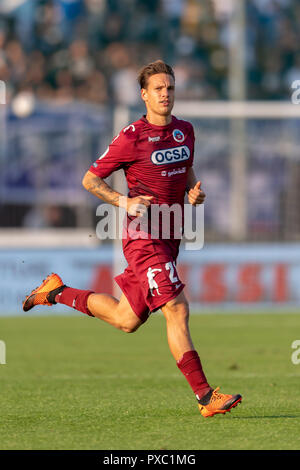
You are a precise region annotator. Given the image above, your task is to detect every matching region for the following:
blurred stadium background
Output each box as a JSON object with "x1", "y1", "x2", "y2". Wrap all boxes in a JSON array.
[{"x1": 1, "y1": 0, "x2": 300, "y2": 315}]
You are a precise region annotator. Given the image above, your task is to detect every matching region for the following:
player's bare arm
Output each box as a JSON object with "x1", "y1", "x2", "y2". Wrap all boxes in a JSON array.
[
  {"x1": 186, "y1": 167, "x2": 206, "y2": 206},
  {"x1": 82, "y1": 170, "x2": 153, "y2": 217},
  {"x1": 82, "y1": 170, "x2": 124, "y2": 207}
]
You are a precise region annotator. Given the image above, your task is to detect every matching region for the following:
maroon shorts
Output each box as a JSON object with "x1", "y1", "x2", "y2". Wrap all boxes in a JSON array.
[{"x1": 115, "y1": 238, "x2": 185, "y2": 323}]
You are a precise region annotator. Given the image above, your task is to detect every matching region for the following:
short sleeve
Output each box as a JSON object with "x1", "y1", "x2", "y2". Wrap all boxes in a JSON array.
[{"x1": 89, "y1": 125, "x2": 136, "y2": 178}]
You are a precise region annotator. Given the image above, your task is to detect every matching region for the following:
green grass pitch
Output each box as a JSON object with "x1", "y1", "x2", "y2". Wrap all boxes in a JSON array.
[{"x1": 0, "y1": 312, "x2": 300, "y2": 450}]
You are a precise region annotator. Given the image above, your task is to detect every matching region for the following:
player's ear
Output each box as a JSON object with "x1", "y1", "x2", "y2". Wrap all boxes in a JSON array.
[{"x1": 141, "y1": 88, "x2": 147, "y2": 103}]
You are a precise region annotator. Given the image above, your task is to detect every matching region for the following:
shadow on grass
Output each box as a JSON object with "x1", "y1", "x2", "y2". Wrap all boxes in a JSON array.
[{"x1": 232, "y1": 414, "x2": 299, "y2": 419}]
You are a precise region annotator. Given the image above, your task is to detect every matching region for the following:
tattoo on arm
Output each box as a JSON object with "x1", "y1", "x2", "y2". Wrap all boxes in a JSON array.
[{"x1": 83, "y1": 172, "x2": 125, "y2": 207}]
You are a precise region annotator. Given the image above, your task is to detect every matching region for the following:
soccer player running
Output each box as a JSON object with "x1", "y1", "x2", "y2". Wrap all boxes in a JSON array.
[{"x1": 23, "y1": 60, "x2": 242, "y2": 418}]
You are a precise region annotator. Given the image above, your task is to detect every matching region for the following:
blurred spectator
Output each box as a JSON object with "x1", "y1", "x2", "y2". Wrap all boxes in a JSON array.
[
  {"x1": 0, "y1": 0, "x2": 36, "y2": 51},
  {"x1": 104, "y1": 43, "x2": 140, "y2": 106},
  {"x1": 69, "y1": 39, "x2": 93, "y2": 80},
  {"x1": 54, "y1": 0, "x2": 85, "y2": 43},
  {"x1": 0, "y1": 0, "x2": 299, "y2": 106}
]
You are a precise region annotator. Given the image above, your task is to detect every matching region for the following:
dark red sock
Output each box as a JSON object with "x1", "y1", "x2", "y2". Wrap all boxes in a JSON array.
[
  {"x1": 177, "y1": 350, "x2": 211, "y2": 400},
  {"x1": 55, "y1": 287, "x2": 94, "y2": 317}
]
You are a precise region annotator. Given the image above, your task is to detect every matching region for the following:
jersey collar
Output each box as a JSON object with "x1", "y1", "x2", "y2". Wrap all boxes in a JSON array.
[{"x1": 141, "y1": 115, "x2": 175, "y2": 130}]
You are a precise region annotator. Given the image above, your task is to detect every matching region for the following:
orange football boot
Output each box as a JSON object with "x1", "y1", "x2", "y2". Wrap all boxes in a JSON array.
[
  {"x1": 198, "y1": 387, "x2": 242, "y2": 418},
  {"x1": 22, "y1": 273, "x2": 64, "y2": 312}
]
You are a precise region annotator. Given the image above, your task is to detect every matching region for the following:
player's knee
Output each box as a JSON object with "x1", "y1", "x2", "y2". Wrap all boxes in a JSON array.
[
  {"x1": 120, "y1": 321, "x2": 140, "y2": 334},
  {"x1": 115, "y1": 304, "x2": 142, "y2": 333},
  {"x1": 121, "y1": 325, "x2": 138, "y2": 333},
  {"x1": 117, "y1": 313, "x2": 142, "y2": 333}
]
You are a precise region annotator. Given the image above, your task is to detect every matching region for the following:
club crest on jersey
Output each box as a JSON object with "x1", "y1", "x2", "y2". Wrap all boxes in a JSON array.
[
  {"x1": 173, "y1": 129, "x2": 185, "y2": 143},
  {"x1": 151, "y1": 145, "x2": 190, "y2": 165}
]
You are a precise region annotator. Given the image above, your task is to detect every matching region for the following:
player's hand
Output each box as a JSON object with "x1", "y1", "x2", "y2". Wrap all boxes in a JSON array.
[
  {"x1": 126, "y1": 195, "x2": 153, "y2": 217},
  {"x1": 188, "y1": 181, "x2": 206, "y2": 206}
]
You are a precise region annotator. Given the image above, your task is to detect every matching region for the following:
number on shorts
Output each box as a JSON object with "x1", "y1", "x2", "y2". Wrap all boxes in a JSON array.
[{"x1": 165, "y1": 261, "x2": 179, "y2": 283}]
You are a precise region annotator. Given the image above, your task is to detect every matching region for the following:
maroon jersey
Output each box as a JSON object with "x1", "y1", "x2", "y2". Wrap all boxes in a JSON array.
[
  {"x1": 89, "y1": 115, "x2": 194, "y2": 239},
  {"x1": 90, "y1": 115, "x2": 194, "y2": 204}
]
